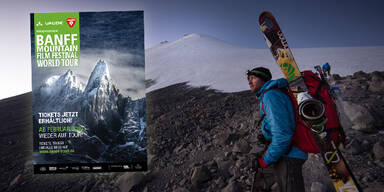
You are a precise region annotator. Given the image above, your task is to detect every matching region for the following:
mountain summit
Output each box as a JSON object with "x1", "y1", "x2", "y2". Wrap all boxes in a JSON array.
[
  {"x1": 32, "y1": 59, "x2": 146, "y2": 163},
  {"x1": 146, "y1": 33, "x2": 384, "y2": 93},
  {"x1": 85, "y1": 60, "x2": 111, "y2": 93},
  {"x1": 146, "y1": 33, "x2": 270, "y2": 93}
]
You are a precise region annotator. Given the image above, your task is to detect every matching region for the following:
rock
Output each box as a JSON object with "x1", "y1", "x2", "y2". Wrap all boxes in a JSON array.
[
  {"x1": 116, "y1": 172, "x2": 146, "y2": 192},
  {"x1": 7, "y1": 140, "x2": 15, "y2": 145},
  {"x1": 173, "y1": 144, "x2": 184, "y2": 154},
  {"x1": 229, "y1": 167, "x2": 241, "y2": 179},
  {"x1": 249, "y1": 144, "x2": 265, "y2": 154},
  {"x1": 353, "y1": 71, "x2": 369, "y2": 79},
  {"x1": 232, "y1": 139, "x2": 250, "y2": 154},
  {"x1": 270, "y1": 182, "x2": 278, "y2": 191},
  {"x1": 216, "y1": 159, "x2": 232, "y2": 179},
  {"x1": 173, "y1": 187, "x2": 189, "y2": 192},
  {"x1": 215, "y1": 132, "x2": 231, "y2": 146},
  {"x1": 373, "y1": 141, "x2": 384, "y2": 160},
  {"x1": 376, "y1": 161, "x2": 384, "y2": 168},
  {"x1": 221, "y1": 180, "x2": 242, "y2": 192},
  {"x1": 364, "y1": 184, "x2": 384, "y2": 192},
  {"x1": 346, "y1": 139, "x2": 363, "y2": 155},
  {"x1": 235, "y1": 159, "x2": 246, "y2": 169},
  {"x1": 191, "y1": 166, "x2": 211, "y2": 187},
  {"x1": 368, "y1": 71, "x2": 384, "y2": 93},
  {"x1": 215, "y1": 177, "x2": 226, "y2": 188},
  {"x1": 330, "y1": 74, "x2": 342, "y2": 81},
  {"x1": 9, "y1": 174, "x2": 21, "y2": 186},
  {"x1": 207, "y1": 160, "x2": 218, "y2": 169},
  {"x1": 147, "y1": 153, "x2": 156, "y2": 170},
  {"x1": 24, "y1": 160, "x2": 33, "y2": 169},
  {"x1": 310, "y1": 182, "x2": 327, "y2": 192},
  {"x1": 361, "y1": 140, "x2": 370, "y2": 151},
  {"x1": 361, "y1": 173, "x2": 375, "y2": 183},
  {"x1": 247, "y1": 134, "x2": 259, "y2": 143},
  {"x1": 343, "y1": 101, "x2": 376, "y2": 132}
]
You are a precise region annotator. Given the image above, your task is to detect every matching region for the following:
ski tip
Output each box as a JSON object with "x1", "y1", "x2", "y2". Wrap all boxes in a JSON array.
[
  {"x1": 260, "y1": 11, "x2": 273, "y2": 16},
  {"x1": 259, "y1": 11, "x2": 274, "y2": 23}
]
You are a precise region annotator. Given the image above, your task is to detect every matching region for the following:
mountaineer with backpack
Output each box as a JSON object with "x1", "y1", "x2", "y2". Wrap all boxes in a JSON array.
[
  {"x1": 247, "y1": 67, "x2": 346, "y2": 192},
  {"x1": 247, "y1": 67, "x2": 306, "y2": 192},
  {"x1": 322, "y1": 62, "x2": 331, "y2": 78}
]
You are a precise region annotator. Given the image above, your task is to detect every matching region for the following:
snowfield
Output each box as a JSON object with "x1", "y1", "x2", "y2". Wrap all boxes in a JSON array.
[{"x1": 146, "y1": 33, "x2": 384, "y2": 93}]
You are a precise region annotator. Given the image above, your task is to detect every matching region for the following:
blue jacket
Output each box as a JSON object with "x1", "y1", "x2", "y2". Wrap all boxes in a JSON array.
[
  {"x1": 256, "y1": 78, "x2": 307, "y2": 165},
  {"x1": 322, "y1": 62, "x2": 330, "y2": 70}
]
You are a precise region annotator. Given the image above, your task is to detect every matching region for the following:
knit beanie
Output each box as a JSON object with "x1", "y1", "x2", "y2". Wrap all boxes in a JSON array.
[{"x1": 246, "y1": 67, "x2": 272, "y2": 82}]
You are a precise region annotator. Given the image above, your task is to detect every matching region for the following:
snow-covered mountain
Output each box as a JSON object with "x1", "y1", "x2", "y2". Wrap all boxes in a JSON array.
[
  {"x1": 84, "y1": 60, "x2": 111, "y2": 93},
  {"x1": 81, "y1": 60, "x2": 120, "y2": 133},
  {"x1": 33, "y1": 60, "x2": 146, "y2": 163},
  {"x1": 35, "y1": 70, "x2": 83, "y2": 111},
  {"x1": 146, "y1": 33, "x2": 384, "y2": 92}
]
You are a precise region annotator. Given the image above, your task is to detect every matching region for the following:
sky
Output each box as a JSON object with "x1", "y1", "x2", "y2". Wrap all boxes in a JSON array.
[{"x1": 1, "y1": 0, "x2": 384, "y2": 100}]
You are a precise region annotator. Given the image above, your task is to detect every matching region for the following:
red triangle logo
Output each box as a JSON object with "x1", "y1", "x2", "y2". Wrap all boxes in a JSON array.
[{"x1": 66, "y1": 18, "x2": 76, "y2": 28}]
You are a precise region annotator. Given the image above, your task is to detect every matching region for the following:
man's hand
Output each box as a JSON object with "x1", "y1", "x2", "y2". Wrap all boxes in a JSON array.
[
  {"x1": 253, "y1": 156, "x2": 268, "y2": 169},
  {"x1": 257, "y1": 158, "x2": 268, "y2": 168}
]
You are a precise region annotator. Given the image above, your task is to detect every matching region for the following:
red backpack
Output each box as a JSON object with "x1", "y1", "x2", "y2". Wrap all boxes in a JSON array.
[{"x1": 261, "y1": 71, "x2": 345, "y2": 154}]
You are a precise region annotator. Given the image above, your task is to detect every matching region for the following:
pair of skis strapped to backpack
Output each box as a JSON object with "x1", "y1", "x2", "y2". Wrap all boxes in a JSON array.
[{"x1": 258, "y1": 11, "x2": 361, "y2": 192}]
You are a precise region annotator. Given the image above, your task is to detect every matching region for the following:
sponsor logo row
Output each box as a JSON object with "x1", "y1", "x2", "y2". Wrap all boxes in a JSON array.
[{"x1": 36, "y1": 163, "x2": 144, "y2": 173}]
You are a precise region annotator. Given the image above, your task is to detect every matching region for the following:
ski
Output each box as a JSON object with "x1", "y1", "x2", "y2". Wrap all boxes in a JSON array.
[{"x1": 258, "y1": 11, "x2": 361, "y2": 192}]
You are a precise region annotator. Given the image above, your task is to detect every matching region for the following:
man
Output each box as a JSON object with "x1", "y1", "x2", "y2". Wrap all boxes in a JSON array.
[
  {"x1": 322, "y1": 62, "x2": 331, "y2": 78},
  {"x1": 247, "y1": 67, "x2": 307, "y2": 192}
]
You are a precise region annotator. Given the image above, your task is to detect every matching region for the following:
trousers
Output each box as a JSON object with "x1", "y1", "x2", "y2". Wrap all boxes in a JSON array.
[{"x1": 272, "y1": 157, "x2": 306, "y2": 192}]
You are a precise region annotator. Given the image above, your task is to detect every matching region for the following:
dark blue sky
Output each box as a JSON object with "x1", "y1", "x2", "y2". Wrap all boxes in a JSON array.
[
  {"x1": 3, "y1": 0, "x2": 384, "y2": 49},
  {"x1": 137, "y1": 0, "x2": 384, "y2": 48}
]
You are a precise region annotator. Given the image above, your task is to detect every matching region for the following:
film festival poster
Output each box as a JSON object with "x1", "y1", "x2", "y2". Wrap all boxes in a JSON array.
[{"x1": 31, "y1": 11, "x2": 146, "y2": 173}]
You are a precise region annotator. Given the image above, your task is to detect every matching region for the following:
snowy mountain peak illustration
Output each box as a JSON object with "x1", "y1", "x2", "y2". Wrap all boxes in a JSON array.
[
  {"x1": 60, "y1": 69, "x2": 82, "y2": 89},
  {"x1": 85, "y1": 60, "x2": 111, "y2": 93},
  {"x1": 40, "y1": 69, "x2": 83, "y2": 100}
]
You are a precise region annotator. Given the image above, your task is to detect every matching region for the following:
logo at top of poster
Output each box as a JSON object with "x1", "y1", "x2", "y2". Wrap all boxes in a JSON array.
[
  {"x1": 66, "y1": 18, "x2": 76, "y2": 28},
  {"x1": 36, "y1": 21, "x2": 43, "y2": 27}
]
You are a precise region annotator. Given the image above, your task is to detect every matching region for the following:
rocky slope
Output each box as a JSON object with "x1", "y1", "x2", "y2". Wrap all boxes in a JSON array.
[
  {"x1": 1, "y1": 71, "x2": 384, "y2": 192},
  {"x1": 131, "y1": 71, "x2": 384, "y2": 192}
]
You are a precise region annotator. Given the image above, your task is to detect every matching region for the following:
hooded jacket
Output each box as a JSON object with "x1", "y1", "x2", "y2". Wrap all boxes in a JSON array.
[{"x1": 256, "y1": 78, "x2": 307, "y2": 165}]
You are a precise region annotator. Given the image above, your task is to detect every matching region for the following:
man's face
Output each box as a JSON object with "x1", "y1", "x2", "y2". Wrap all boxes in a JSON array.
[{"x1": 248, "y1": 75, "x2": 265, "y2": 94}]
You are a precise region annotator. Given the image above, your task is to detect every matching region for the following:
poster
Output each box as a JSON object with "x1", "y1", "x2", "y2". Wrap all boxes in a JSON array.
[{"x1": 31, "y1": 11, "x2": 146, "y2": 173}]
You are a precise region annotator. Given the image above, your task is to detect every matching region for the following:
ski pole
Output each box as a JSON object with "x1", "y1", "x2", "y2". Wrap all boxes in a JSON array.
[{"x1": 251, "y1": 166, "x2": 258, "y2": 192}]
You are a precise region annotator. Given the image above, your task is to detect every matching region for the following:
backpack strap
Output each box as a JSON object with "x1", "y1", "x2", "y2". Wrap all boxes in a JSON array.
[
  {"x1": 259, "y1": 87, "x2": 295, "y2": 154},
  {"x1": 259, "y1": 87, "x2": 283, "y2": 124},
  {"x1": 256, "y1": 88, "x2": 279, "y2": 138}
]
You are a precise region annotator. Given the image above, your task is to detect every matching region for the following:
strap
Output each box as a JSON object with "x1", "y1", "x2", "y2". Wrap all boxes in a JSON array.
[
  {"x1": 259, "y1": 87, "x2": 282, "y2": 125},
  {"x1": 257, "y1": 114, "x2": 265, "y2": 128},
  {"x1": 314, "y1": 81, "x2": 323, "y2": 100},
  {"x1": 325, "y1": 127, "x2": 343, "y2": 132},
  {"x1": 326, "y1": 126, "x2": 347, "y2": 145},
  {"x1": 259, "y1": 87, "x2": 294, "y2": 155}
]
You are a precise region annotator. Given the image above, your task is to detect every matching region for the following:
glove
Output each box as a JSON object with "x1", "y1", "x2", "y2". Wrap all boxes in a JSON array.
[{"x1": 257, "y1": 158, "x2": 268, "y2": 168}]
